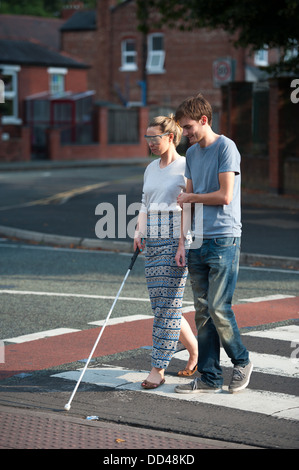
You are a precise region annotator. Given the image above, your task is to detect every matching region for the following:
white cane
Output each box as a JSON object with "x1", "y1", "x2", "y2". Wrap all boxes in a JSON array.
[{"x1": 64, "y1": 247, "x2": 141, "y2": 411}]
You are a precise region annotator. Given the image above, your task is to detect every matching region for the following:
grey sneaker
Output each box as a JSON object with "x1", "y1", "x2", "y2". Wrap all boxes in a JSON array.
[
  {"x1": 229, "y1": 362, "x2": 253, "y2": 393},
  {"x1": 175, "y1": 377, "x2": 222, "y2": 394}
]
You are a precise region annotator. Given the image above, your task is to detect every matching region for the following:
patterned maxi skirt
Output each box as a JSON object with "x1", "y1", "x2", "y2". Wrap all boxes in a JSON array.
[{"x1": 145, "y1": 211, "x2": 188, "y2": 369}]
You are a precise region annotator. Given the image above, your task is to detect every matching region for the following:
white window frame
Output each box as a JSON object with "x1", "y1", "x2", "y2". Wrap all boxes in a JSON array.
[
  {"x1": 254, "y1": 48, "x2": 268, "y2": 66},
  {"x1": 0, "y1": 65, "x2": 21, "y2": 125},
  {"x1": 48, "y1": 67, "x2": 67, "y2": 94},
  {"x1": 120, "y1": 39, "x2": 138, "y2": 71},
  {"x1": 146, "y1": 33, "x2": 165, "y2": 74}
]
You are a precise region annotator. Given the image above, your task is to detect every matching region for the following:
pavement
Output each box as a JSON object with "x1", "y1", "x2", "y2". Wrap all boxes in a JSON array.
[{"x1": 0, "y1": 157, "x2": 298, "y2": 451}]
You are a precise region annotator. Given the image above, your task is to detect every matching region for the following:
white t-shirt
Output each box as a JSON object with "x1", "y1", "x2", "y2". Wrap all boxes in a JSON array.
[{"x1": 140, "y1": 157, "x2": 187, "y2": 214}]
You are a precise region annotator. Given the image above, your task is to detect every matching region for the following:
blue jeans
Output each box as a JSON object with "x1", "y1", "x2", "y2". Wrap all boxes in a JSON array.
[{"x1": 188, "y1": 237, "x2": 249, "y2": 388}]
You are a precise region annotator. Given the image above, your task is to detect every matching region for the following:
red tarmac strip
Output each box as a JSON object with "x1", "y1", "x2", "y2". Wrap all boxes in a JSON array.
[{"x1": 1, "y1": 297, "x2": 298, "y2": 380}]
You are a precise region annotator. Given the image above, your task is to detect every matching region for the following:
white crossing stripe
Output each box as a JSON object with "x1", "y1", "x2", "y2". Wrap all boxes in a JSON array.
[
  {"x1": 243, "y1": 324, "x2": 299, "y2": 342},
  {"x1": 2, "y1": 328, "x2": 80, "y2": 344},
  {"x1": 175, "y1": 325, "x2": 299, "y2": 379},
  {"x1": 0, "y1": 289, "x2": 151, "y2": 302},
  {"x1": 0, "y1": 289, "x2": 193, "y2": 305},
  {"x1": 175, "y1": 349, "x2": 299, "y2": 379},
  {"x1": 52, "y1": 324, "x2": 299, "y2": 421},
  {"x1": 89, "y1": 314, "x2": 152, "y2": 326},
  {"x1": 52, "y1": 367, "x2": 299, "y2": 422},
  {"x1": 239, "y1": 294, "x2": 295, "y2": 302}
]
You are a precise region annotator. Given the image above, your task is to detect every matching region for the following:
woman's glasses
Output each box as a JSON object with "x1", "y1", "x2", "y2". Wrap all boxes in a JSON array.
[{"x1": 144, "y1": 132, "x2": 170, "y2": 144}]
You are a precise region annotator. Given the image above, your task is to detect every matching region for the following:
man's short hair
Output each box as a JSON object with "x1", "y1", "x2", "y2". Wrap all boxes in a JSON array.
[{"x1": 175, "y1": 93, "x2": 213, "y2": 126}]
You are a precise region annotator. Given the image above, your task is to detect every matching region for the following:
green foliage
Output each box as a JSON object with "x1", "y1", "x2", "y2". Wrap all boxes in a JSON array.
[{"x1": 0, "y1": 0, "x2": 98, "y2": 17}]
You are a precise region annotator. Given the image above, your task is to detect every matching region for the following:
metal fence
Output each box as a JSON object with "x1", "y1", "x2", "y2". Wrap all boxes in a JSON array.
[{"x1": 107, "y1": 108, "x2": 139, "y2": 144}]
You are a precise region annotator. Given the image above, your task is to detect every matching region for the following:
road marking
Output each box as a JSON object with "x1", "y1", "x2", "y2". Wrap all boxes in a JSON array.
[
  {"x1": 0, "y1": 182, "x2": 110, "y2": 211},
  {"x1": 240, "y1": 266, "x2": 299, "y2": 275},
  {"x1": 52, "y1": 325, "x2": 299, "y2": 421},
  {"x1": 243, "y1": 324, "x2": 299, "y2": 342},
  {"x1": 239, "y1": 294, "x2": 295, "y2": 302},
  {"x1": 3, "y1": 328, "x2": 80, "y2": 344},
  {"x1": 0, "y1": 289, "x2": 150, "y2": 302},
  {"x1": 0, "y1": 289, "x2": 193, "y2": 305},
  {"x1": 88, "y1": 314, "x2": 152, "y2": 326},
  {"x1": 175, "y1": 349, "x2": 299, "y2": 378},
  {"x1": 52, "y1": 366, "x2": 299, "y2": 421}
]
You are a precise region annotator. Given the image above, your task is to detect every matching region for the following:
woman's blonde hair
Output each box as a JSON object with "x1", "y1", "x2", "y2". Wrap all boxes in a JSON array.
[{"x1": 148, "y1": 114, "x2": 183, "y2": 147}]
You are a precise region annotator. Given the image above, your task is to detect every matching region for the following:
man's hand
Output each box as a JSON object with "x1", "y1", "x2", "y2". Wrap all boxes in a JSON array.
[{"x1": 177, "y1": 191, "x2": 191, "y2": 208}]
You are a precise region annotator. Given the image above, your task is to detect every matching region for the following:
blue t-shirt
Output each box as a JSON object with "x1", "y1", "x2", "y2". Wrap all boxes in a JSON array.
[{"x1": 185, "y1": 135, "x2": 242, "y2": 238}]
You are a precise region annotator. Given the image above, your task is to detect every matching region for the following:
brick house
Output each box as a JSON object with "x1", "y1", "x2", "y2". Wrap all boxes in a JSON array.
[
  {"x1": 0, "y1": 10, "x2": 148, "y2": 161},
  {"x1": 1, "y1": 2, "x2": 298, "y2": 193},
  {"x1": 61, "y1": 0, "x2": 279, "y2": 126},
  {"x1": 0, "y1": 14, "x2": 90, "y2": 160},
  {"x1": 60, "y1": 0, "x2": 299, "y2": 194}
]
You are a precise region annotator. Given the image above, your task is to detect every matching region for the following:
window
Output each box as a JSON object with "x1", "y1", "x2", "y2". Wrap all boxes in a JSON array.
[
  {"x1": 284, "y1": 40, "x2": 298, "y2": 61},
  {"x1": 0, "y1": 65, "x2": 21, "y2": 124},
  {"x1": 147, "y1": 33, "x2": 165, "y2": 74},
  {"x1": 48, "y1": 67, "x2": 67, "y2": 94},
  {"x1": 254, "y1": 48, "x2": 268, "y2": 66},
  {"x1": 120, "y1": 39, "x2": 137, "y2": 71}
]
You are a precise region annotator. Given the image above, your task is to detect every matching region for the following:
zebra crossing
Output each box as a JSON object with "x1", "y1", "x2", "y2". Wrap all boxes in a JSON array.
[{"x1": 53, "y1": 323, "x2": 299, "y2": 422}]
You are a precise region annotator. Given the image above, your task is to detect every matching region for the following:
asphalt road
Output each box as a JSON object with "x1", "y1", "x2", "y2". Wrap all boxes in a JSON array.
[
  {"x1": 0, "y1": 241, "x2": 298, "y2": 449},
  {"x1": 0, "y1": 162, "x2": 299, "y2": 449},
  {"x1": 0, "y1": 164, "x2": 299, "y2": 258},
  {"x1": 1, "y1": 239, "x2": 298, "y2": 340}
]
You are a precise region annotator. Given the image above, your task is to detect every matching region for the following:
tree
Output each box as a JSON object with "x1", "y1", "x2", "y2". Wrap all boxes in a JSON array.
[{"x1": 136, "y1": 0, "x2": 299, "y2": 75}]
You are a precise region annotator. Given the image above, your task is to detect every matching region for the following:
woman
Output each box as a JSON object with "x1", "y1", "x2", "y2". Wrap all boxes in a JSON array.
[{"x1": 134, "y1": 114, "x2": 198, "y2": 389}]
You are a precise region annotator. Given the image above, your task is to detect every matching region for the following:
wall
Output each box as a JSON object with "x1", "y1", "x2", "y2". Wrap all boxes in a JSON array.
[
  {"x1": 0, "y1": 126, "x2": 30, "y2": 162},
  {"x1": 221, "y1": 79, "x2": 299, "y2": 195},
  {"x1": 269, "y1": 77, "x2": 299, "y2": 194},
  {"x1": 46, "y1": 105, "x2": 149, "y2": 160}
]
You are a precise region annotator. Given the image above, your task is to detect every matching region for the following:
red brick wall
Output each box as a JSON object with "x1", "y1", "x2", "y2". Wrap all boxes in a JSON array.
[
  {"x1": 269, "y1": 77, "x2": 299, "y2": 194},
  {"x1": 61, "y1": 31, "x2": 97, "y2": 93},
  {"x1": 0, "y1": 126, "x2": 30, "y2": 162},
  {"x1": 65, "y1": 68, "x2": 88, "y2": 92},
  {"x1": 46, "y1": 105, "x2": 149, "y2": 160},
  {"x1": 61, "y1": 0, "x2": 247, "y2": 112}
]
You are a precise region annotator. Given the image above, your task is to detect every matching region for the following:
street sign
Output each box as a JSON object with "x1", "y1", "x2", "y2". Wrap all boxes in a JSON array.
[{"x1": 213, "y1": 58, "x2": 235, "y2": 87}]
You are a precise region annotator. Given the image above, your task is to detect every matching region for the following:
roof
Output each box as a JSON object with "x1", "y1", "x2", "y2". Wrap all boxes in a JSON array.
[
  {"x1": 60, "y1": 10, "x2": 96, "y2": 32},
  {"x1": 0, "y1": 14, "x2": 64, "y2": 51},
  {"x1": 0, "y1": 39, "x2": 88, "y2": 68}
]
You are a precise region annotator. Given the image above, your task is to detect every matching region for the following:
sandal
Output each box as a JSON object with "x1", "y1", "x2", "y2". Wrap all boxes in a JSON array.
[
  {"x1": 141, "y1": 378, "x2": 165, "y2": 389},
  {"x1": 177, "y1": 365, "x2": 197, "y2": 377}
]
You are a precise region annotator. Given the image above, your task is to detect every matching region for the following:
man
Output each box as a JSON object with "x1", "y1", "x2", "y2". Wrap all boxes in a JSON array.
[{"x1": 175, "y1": 93, "x2": 252, "y2": 394}]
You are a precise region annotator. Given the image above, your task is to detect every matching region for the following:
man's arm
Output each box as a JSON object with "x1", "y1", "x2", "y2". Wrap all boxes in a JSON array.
[
  {"x1": 177, "y1": 172, "x2": 235, "y2": 207},
  {"x1": 175, "y1": 179, "x2": 193, "y2": 267}
]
